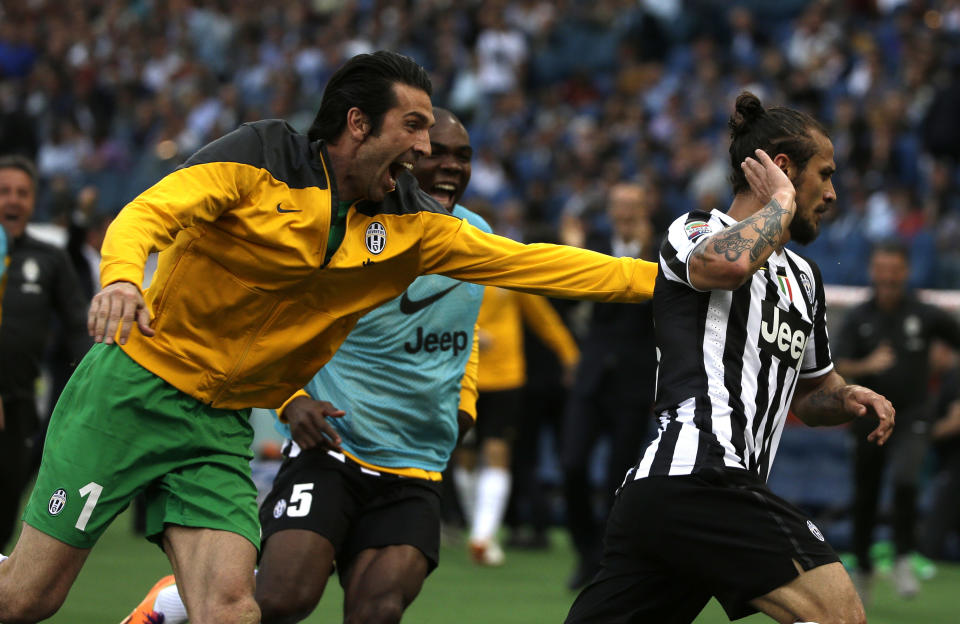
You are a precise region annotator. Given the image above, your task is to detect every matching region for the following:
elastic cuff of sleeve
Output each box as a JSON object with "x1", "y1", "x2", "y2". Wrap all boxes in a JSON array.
[{"x1": 277, "y1": 389, "x2": 310, "y2": 423}]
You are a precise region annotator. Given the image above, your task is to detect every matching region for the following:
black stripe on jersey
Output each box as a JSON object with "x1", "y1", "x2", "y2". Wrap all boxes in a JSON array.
[
  {"x1": 758, "y1": 362, "x2": 791, "y2": 481},
  {"x1": 808, "y1": 260, "x2": 831, "y2": 370},
  {"x1": 692, "y1": 290, "x2": 726, "y2": 471},
  {"x1": 692, "y1": 393, "x2": 716, "y2": 470},
  {"x1": 686, "y1": 210, "x2": 713, "y2": 223},
  {"x1": 181, "y1": 120, "x2": 332, "y2": 191},
  {"x1": 723, "y1": 282, "x2": 753, "y2": 464},
  {"x1": 693, "y1": 293, "x2": 713, "y2": 438},
  {"x1": 650, "y1": 409, "x2": 682, "y2": 476},
  {"x1": 750, "y1": 272, "x2": 781, "y2": 471},
  {"x1": 694, "y1": 427, "x2": 727, "y2": 472},
  {"x1": 659, "y1": 238, "x2": 687, "y2": 282},
  {"x1": 784, "y1": 254, "x2": 813, "y2": 312},
  {"x1": 651, "y1": 273, "x2": 712, "y2": 414},
  {"x1": 750, "y1": 353, "x2": 773, "y2": 473}
]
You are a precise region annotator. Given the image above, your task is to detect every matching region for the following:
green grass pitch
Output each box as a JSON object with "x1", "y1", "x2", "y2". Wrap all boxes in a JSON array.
[{"x1": 20, "y1": 510, "x2": 960, "y2": 623}]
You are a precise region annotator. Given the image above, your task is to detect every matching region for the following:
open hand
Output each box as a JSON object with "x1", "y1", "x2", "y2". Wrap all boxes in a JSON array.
[
  {"x1": 844, "y1": 385, "x2": 895, "y2": 446},
  {"x1": 863, "y1": 343, "x2": 896, "y2": 375},
  {"x1": 741, "y1": 148, "x2": 795, "y2": 207}
]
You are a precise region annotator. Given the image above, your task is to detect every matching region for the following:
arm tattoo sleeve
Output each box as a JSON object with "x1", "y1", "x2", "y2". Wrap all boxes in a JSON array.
[
  {"x1": 703, "y1": 198, "x2": 789, "y2": 266},
  {"x1": 747, "y1": 198, "x2": 789, "y2": 262},
  {"x1": 711, "y1": 231, "x2": 753, "y2": 261}
]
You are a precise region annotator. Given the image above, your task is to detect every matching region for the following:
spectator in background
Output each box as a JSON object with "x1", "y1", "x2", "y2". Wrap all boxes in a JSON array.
[
  {"x1": 0, "y1": 155, "x2": 90, "y2": 552},
  {"x1": 65, "y1": 187, "x2": 112, "y2": 300},
  {"x1": 474, "y1": 8, "x2": 528, "y2": 98},
  {"x1": 44, "y1": 187, "x2": 110, "y2": 462},
  {"x1": 0, "y1": 215, "x2": 7, "y2": 434},
  {"x1": 3, "y1": 1, "x2": 960, "y2": 286},
  {"x1": 0, "y1": 208, "x2": 7, "y2": 314},
  {"x1": 456, "y1": 255, "x2": 580, "y2": 566},
  {"x1": 919, "y1": 343, "x2": 960, "y2": 561},
  {"x1": 559, "y1": 182, "x2": 658, "y2": 590},
  {"x1": 834, "y1": 239, "x2": 960, "y2": 602},
  {"x1": 506, "y1": 223, "x2": 578, "y2": 552}
]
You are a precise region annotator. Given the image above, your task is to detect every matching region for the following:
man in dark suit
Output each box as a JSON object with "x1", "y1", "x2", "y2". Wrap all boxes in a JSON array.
[
  {"x1": 0, "y1": 155, "x2": 90, "y2": 551},
  {"x1": 560, "y1": 183, "x2": 658, "y2": 589}
]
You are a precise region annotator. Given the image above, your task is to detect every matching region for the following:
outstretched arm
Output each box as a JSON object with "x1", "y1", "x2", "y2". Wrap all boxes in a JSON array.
[
  {"x1": 791, "y1": 370, "x2": 895, "y2": 445},
  {"x1": 689, "y1": 149, "x2": 796, "y2": 291},
  {"x1": 418, "y1": 217, "x2": 658, "y2": 304}
]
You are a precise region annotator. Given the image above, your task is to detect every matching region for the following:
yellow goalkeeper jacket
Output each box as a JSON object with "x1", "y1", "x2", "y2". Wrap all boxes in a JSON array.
[{"x1": 102, "y1": 120, "x2": 657, "y2": 410}]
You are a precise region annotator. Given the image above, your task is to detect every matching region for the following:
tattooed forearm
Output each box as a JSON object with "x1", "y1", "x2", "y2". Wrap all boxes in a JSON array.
[
  {"x1": 704, "y1": 197, "x2": 791, "y2": 267},
  {"x1": 801, "y1": 385, "x2": 845, "y2": 416},
  {"x1": 747, "y1": 198, "x2": 790, "y2": 262},
  {"x1": 690, "y1": 194, "x2": 795, "y2": 288},
  {"x1": 711, "y1": 231, "x2": 753, "y2": 261},
  {"x1": 793, "y1": 377, "x2": 859, "y2": 427}
]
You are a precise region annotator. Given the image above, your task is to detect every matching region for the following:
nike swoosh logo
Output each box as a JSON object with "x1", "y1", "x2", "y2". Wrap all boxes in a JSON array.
[
  {"x1": 277, "y1": 203, "x2": 301, "y2": 213},
  {"x1": 399, "y1": 283, "x2": 462, "y2": 314}
]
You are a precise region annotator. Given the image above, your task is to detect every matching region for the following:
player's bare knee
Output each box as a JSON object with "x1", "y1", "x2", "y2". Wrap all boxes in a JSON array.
[
  {"x1": 258, "y1": 589, "x2": 317, "y2": 624},
  {"x1": 191, "y1": 593, "x2": 260, "y2": 624},
  {"x1": 805, "y1": 602, "x2": 866, "y2": 624},
  {"x1": 0, "y1": 591, "x2": 64, "y2": 623},
  {"x1": 345, "y1": 594, "x2": 405, "y2": 624}
]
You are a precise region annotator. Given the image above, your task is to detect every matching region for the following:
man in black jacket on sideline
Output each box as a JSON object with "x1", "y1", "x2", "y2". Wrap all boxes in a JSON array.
[{"x1": 0, "y1": 154, "x2": 91, "y2": 551}]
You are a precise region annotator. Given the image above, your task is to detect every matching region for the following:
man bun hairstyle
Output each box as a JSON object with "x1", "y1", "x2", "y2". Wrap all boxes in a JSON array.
[
  {"x1": 308, "y1": 50, "x2": 432, "y2": 143},
  {"x1": 728, "y1": 91, "x2": 829, "y2": 195}
]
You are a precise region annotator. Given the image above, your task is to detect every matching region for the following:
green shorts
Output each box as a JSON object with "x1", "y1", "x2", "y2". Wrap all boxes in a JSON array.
[{"x1": 24, "y1": 343, "x2": 259, "y2": 549}]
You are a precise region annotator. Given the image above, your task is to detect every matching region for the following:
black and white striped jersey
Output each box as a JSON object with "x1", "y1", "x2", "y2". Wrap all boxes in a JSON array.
[{"x1": 628, "y1": 209, "x2": 833, "y2": 483}]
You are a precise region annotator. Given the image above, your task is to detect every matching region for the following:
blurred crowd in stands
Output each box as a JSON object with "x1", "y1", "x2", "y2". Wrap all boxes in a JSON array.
[{"x1": 3, "y1": 0, "x2": 960, "y2": 286}]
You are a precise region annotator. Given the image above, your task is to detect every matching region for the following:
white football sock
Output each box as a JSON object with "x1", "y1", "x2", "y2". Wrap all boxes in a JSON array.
[
  {"x1": 155, "y1": 584, "x2": 189, "y2": 624},
  {"x1": 453, "y1": 465, "x2": 477, "y2": 525},
  {"x1": 471, "y1": 466, "x2": 511, "y2": 542},
  {"x1": 0, "y1": 554, "x2": 7, "y2": 564}
]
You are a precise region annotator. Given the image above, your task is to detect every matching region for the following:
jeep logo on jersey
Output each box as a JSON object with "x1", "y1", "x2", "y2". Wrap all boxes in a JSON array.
[
  {"x1": 404, "y1": 327, "x2": 469, "y2": 356},
  {"x1": 48, "y1": 488, "x2": 67, "y2": 516},
  {"x1": 365, "y1": 222, "x2": 386, "y2": 254},
  {"x1": 758, "y1": 300, "x2": 811, "y2": 369}
]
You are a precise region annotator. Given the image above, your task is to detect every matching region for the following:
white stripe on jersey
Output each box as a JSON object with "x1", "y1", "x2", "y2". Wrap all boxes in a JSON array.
[{"x1": 632, "y1": 209, "x2": 834, "y2": 483}]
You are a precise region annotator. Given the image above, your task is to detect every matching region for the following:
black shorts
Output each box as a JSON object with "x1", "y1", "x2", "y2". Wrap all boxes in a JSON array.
[
  {"x1": 259, "y1": 448, "x2": 442, "y2": 577},
  {"x1": 565, "y1": 469, "x2": 839, "y2": 623},
  {"x1": 475, "y1": 389, "x2": 522, "y2": 441}
]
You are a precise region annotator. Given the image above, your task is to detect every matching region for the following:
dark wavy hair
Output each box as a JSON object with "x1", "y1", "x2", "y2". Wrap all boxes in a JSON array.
[
  {"x1": 308, "y1": 50, "x2": 432, "y2": 143},
  {"x1": 728, "y1": 91, "x2": 829, "y2": 195},
  {"x1": 0, "y1": 154, "x2": 38, "y2": 189}
]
